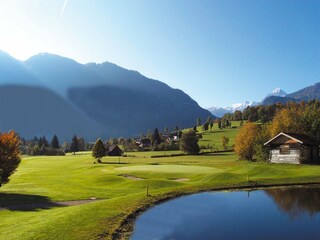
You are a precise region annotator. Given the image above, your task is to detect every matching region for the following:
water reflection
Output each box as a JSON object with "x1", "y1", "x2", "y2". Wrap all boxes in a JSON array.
[
  {"x1": 131, "y1": 187, "x2": 320, "y2": 240},
  {"x1": 265, "y1": 186, "x2": 320, "y2": 218}
]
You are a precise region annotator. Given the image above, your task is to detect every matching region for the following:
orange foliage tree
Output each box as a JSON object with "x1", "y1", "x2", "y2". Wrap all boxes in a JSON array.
[
  {"x1": 0, "y1": 131, "x2": 21, "y2": 186},
  {"x1": 234, "y1": 122, "x2": 259, "y2": 160}
]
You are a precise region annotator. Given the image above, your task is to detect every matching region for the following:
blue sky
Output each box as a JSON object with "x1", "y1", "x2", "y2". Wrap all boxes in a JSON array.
[{"x1": 0, "y1": 0, "x2": 319, "y2": 108}]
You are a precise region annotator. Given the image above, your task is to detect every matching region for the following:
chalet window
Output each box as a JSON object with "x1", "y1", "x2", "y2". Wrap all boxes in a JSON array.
[{"x1": 280, "y1": 145, "x2": 290, "y2": 154}]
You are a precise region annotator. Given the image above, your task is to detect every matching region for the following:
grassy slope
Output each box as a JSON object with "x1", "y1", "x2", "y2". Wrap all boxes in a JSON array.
[{"x1": 1, "y1": 122, "x2": 320, "y2": 239}]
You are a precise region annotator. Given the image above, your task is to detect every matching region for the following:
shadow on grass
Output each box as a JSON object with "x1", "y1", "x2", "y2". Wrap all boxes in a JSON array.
[
  {"x1": 0, "y1": 193, "x2": 60, "y2": 211},
  {"x1": 100, "y1": 162, "x2": 128, "y2": 164}
]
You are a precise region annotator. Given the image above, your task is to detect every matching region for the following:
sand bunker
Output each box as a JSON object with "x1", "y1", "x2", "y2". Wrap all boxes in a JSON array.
[
  {"x1": 173, "y1": 178, "x2": 190, "y2": 182},
  {"x1": 119, "y1": 174, "x2": 143, "y2": 181}
]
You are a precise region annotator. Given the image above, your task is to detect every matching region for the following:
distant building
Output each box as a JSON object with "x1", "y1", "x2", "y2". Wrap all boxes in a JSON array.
[
  {"x1": 136, "y1": 138, "x2": 151, "y2": 148},
  {"x1": 107, "y1": 145, "x2": 123, "y2": 156},
  {"x1": 264, "y1": 132, "x2": 320, "y2": 164}
]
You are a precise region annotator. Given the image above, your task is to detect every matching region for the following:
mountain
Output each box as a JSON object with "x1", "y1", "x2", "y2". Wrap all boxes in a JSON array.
[
  {"x1": 0, "y1": 51, "x2": 212, "y2": 139},
  {"x1": 287, "y1": 83, "x2": 320, "y2": 101},
  {"x1": 0, "y1": 85, "x2": 105, "y2": 140},
  {"x1": 225, "y1": 101, "x2": 259, "y2": 112},
  {"x1": 209, "y1": 88, "x2": 287, "y2": 117},
  {"x1": 262, "y1": 83, "x2": 320, "y2": 105},
  {"x1": 207, "y1": 107, "x2": 230, "y2": 118},
  {"x1": 261, "y1": 96, "x2": 299, "y2": 105},
  {"x1": 208, "y1": 101, "x2": 258, "y2": 117},
  {"x1": 24, "y1": 53, "x2": 106, "y2": 95},
  {"x1": 263, "y1": 88, "x2": 287, "y2": 99},
  {"x1": 0, "y1": 51, "x2": 42, "y2": 86}
]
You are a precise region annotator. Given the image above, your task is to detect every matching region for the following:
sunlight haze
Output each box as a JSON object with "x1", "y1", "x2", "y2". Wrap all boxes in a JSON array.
[{"x1": 0, "y1": 0, "x2": 319, "y2": 108}]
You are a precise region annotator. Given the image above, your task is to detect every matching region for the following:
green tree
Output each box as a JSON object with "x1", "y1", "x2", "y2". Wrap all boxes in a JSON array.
[
  {"x1": 0, "y1": 131, "x2": 21, "y2": 186},
  {"x1": 152, "y1": 128, "x2": 162, "y2": 145},
  {"x1": 234, "y1": 110, "x2": 242, "y2": 121},
  {"x1": 70, "y1": 135, "x2": 79, "y2": 154},
  {"x1": 38, "y1": 136, "x2": 48, "y2": 148},
  {"x1": 179, "y1": 130, "x2": 200, "y2": 154},
  {"x1": 51, "y1": 135, "x2": 60, "y2": 149},
  {"x1": 254, "y1": 125, "x2": 270, "y2": 162},
  {"x1": 203, "y1": 122, "x2": 209, "y2": 131},
  {"x1": 92, "y1": 138, "x2": 106, "y2": 163}
]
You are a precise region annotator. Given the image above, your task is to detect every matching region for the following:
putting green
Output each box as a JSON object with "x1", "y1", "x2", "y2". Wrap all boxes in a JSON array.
[{"x1": 116, "y1": 164, "x2": 221, "y2": 173}]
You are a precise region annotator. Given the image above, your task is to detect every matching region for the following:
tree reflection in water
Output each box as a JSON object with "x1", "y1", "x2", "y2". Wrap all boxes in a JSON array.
[{"x1": 265, "y1": 185, "x2": 320, "y2": 218}]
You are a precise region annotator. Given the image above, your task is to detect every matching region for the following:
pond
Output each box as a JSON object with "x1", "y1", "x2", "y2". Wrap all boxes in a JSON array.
[{"x1": 131, "y1": 185, "x2": 320, "y2": 240}]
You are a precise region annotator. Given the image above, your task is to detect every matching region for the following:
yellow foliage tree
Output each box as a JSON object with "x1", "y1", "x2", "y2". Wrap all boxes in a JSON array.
[
  {"x1": 268, "y1": 107, "x2": 302, "y2": 137},
  {"x1": 234, "y1": 122, "x2": 259, "y2": 160}
]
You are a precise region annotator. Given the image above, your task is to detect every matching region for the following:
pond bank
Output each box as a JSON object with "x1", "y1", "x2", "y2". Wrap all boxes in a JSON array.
[{"x1": 112, "y1": 180, "x2": 320, "y2": 239}]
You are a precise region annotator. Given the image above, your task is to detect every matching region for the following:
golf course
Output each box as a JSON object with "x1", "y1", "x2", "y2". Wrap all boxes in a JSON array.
[{"x1": 1, "y1": 124, "x2": 320, "y2": 240}]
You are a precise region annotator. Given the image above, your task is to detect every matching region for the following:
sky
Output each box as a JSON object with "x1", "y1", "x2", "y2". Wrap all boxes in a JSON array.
[{"x1": 0, "y1": 0, "x2": 319, "y2": 108}]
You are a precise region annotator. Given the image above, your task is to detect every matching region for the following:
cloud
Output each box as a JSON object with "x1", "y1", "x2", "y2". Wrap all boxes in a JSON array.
[{"x1": 60, "y1": 0, "x2": 68, "y2": 16}]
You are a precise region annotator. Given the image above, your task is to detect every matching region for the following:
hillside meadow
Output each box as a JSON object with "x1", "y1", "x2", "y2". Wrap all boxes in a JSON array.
[{"x1": 1, "y1": 123, "x2": 320, "y2": 239}]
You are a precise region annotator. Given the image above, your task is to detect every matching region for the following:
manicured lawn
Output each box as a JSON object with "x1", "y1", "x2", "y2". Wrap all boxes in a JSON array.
[{"x1": 1, "y1": 125, "x2": 320, "y2": 240}]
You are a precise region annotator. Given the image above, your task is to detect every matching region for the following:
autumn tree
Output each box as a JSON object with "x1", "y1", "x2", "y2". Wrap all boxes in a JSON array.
[
  {"x1": 234, "y1": 122, "x2": 259, "y2": 160},
  {"x1": 92, "y1": 138, "x2": 106, "y2": 163},
  {"x1": 180, "y1": 130, "x2": 200, "y2": 154},
  {"x1": 0, "y1": 131, "x2": 21, "y2": 186},
  {"x1": 268, "y1": 107, "x2": 301, "y2": 137}
]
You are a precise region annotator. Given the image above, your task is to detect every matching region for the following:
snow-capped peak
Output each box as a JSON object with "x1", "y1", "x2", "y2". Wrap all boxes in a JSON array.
[
  {"x1": 226, "y1": 101, "x2": 258, "y2": 111},
  {"x1": 208, "y1": 87, "x2": 287, "y2": 117},
  {"x1": 266, "y1": 88, "x2": 287, "y2": 98}
]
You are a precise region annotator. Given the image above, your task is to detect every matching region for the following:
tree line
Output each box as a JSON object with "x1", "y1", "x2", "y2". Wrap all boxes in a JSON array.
[
  {"x1": 20, "y1": 135, "x2": 87, "y2": 156},
  {"x1": 235, "y1": 100, "x2": 320, "y2": 161}
]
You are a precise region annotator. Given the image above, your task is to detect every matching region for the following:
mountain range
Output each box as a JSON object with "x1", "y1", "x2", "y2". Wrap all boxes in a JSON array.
[
  {"x1": 0, "y1": 51, "x2": 212, "y2": 140},
  {"x1": 208, "y1": 88, "x2": 287, "y2": 117},
  {"x1": 209, "y1": 85, "x2": 320, "y2": 117}
]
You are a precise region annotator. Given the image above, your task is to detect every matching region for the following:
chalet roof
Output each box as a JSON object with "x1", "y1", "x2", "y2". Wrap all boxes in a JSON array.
[
  {"x1": 264, "y1": 132, "x2": 320, "y2": 146},
  {"x1": 108, "y1": 145, "x2": 122, "y2": 152}
]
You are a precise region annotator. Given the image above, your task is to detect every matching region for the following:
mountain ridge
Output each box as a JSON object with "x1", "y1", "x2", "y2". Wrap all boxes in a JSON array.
[{"x1": 0, "y1": 51, "x2": 213, "y2": 139}]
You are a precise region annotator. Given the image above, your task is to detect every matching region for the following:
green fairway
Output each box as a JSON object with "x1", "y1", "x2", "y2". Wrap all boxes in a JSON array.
[
  {"x1": 116, "y1": 164, "x2": 219, "y2": 173},
  {"x1": 1, "y1": 127, "x2": 320, "y2": 240}
]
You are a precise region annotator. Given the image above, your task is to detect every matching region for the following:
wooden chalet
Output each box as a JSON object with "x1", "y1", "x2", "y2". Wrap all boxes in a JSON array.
[
  {"x1": 264, "y1": 132, "x2": 320, "y2": 164},
  {"x1": 107, "y1": 145, "x2": 123, "y2": 156}
]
